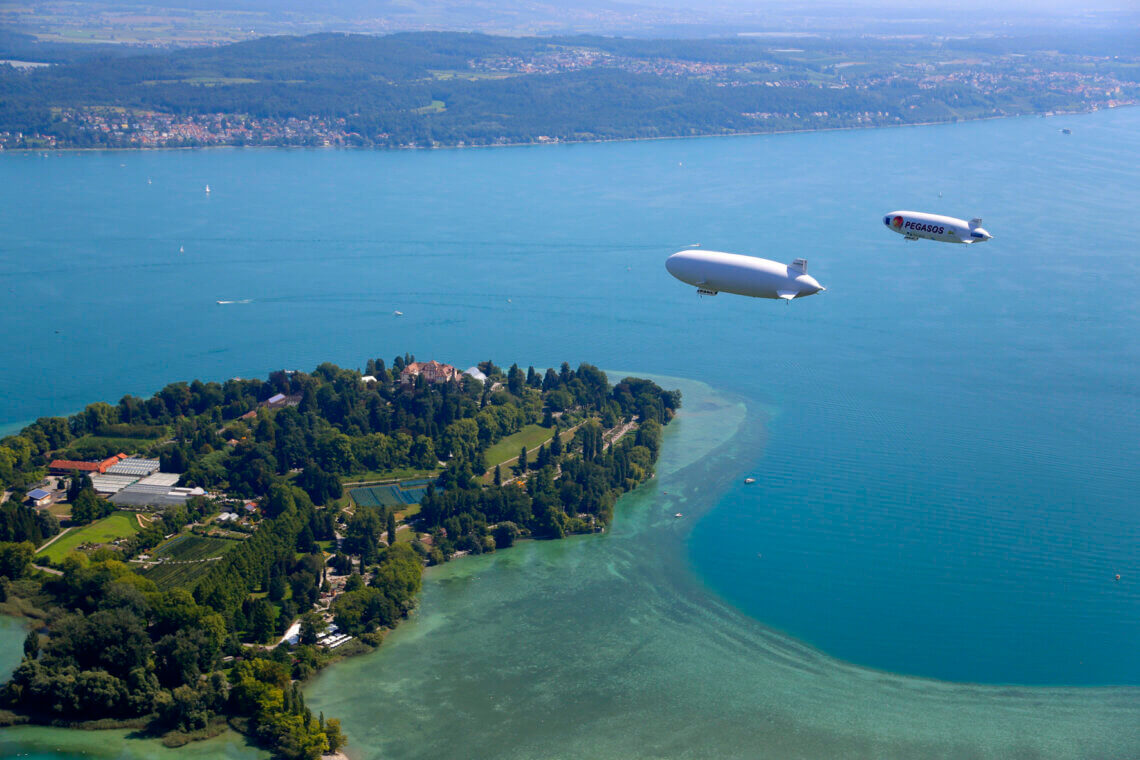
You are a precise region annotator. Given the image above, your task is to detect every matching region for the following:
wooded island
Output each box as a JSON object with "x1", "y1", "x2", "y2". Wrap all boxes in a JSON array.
[{"x1": 0, "y1": 357, "x2": 680, "y2": 758}]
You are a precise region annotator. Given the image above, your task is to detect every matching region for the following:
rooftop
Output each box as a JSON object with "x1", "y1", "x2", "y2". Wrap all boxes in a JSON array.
[{"x1": 106, "y1": 458, "x2": 161, "y2": 477}]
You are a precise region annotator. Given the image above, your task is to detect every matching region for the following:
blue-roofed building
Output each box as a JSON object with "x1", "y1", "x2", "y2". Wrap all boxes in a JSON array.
[{"x1": 26, "y1": 488, "x2": 52, "y2": 507}]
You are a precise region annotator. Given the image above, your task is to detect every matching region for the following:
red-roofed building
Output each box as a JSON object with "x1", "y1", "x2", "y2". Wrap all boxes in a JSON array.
[
  {"x1": 49, "y1": 455, "x2": 124, "y2": 475},
  {"x1": 400, "y1": 360, "x2": 461, "y2": 386}
]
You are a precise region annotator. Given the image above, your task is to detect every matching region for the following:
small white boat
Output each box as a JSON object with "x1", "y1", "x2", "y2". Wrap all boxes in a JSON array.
[
  {"x1": 205, "y1": 184, "x2": 211, "y2": 193},
  {"x1": 674, "y1": 513, "x2": 683, "y2": 518},
  {"x1": 744, "y1": 477, "x2": 756, "y2": 484},
  {"x1": 393, "y1": 310, "x2": 404, "y2": 316},
  {"x1": 179, "y1": 245, "x2": 184, "y2": 254}
]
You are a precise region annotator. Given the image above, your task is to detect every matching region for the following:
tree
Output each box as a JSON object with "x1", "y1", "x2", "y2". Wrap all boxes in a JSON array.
[
  {"x1": 386, "y1": 509, "x2": 397, "y2": 546},
  {"x1": 507, "y1": 364, "x2": 525, "y2": 396},
  {"x1": 297, "y1": 523, "x2": 318, "y2": 554},
  {"x1": 299, "y1": 612, "x2": 325, "y2": 646},
  {"x1": 494, "y1": 464, "x2": 502, "y2": 486},
  {"x1": 251, "y1": 599, "x2": 277, "y2": 644},
  {"x1": 328, "y1": 553, "x2": 352, "y2": 576},
  {"x1": 268, "y1": 573, "x2": 287, "y2": 602},
  {"x1": 264, "y1": 482, "x2": 296, "y2": 520},
  {"x1": 0, "y1": 541, "x2": 34, "y2": 579},
  {"x1": 23, "y1": 629, "x2": 39, "y2": 659},
  {"x1": 65, "y1": 473, "x2": 94, "y2": 503},
  {"x1": 515, "y1": 446, "x2": 527, "y2": 476},
  {"x1": 325, "y1": 717, "x2": 346, "y2": 753},
  {"x1": 492, "y1": 521, "x2": 518, "y2": 549},
  {"x1": 70, "y1": 488, "x2": 108, "y2": 525}
]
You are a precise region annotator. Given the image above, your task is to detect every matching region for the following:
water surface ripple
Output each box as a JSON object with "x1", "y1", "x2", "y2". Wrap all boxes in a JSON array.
[{"x1": 305, "y1": 377, "x2": 1140, "y2": 759}]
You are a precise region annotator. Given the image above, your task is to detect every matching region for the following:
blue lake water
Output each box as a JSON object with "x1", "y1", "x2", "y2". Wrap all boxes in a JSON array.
[{"x1": 1, "y1": 107, "x2": 1139, "y2": 757}]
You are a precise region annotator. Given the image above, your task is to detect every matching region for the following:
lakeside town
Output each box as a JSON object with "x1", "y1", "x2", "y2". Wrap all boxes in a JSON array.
[{"x1": 1, "y1": 33, "x2": 1136, "y2": 150}]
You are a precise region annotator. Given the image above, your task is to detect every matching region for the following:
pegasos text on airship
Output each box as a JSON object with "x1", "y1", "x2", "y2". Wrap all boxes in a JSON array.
[{"x1": 883, "y1": 210, "x2": 991, "y2": 244}]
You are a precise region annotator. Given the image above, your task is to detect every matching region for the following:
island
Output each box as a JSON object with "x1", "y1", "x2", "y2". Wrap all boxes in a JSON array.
[{"x1": 0, "y1": 357, "x2": 681, "y2": 759}]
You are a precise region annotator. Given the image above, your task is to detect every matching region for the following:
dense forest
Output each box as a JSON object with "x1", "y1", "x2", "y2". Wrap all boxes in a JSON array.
[
  {"x1": 0, "y1": 357, "x2": 679, "y2": 758},
  {"x1": 1, "y1": 31, "x2": 1135, "y2": 149}
]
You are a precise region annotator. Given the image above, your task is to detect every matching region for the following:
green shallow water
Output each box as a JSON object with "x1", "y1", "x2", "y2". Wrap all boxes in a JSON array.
[
  {"x1": 2, "y1": 376, "x2": 1137, "y2": 758},
  {"x1": 303, "y1": 376, "x2": 1140, "y2": 760},
  {"x1": 0, "y1": 616, "x2": 28, "y2": 682},
  {"x1": 0, "y1": 726, "x2": 264, "y2": 760}
]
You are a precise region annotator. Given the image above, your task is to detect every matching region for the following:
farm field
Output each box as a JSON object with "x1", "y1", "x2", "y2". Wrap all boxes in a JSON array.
[
  {"x1": 137, "y1": 534, "x2": 240, "y2": 589},
  {"x1": 36, "y1": 511, "x2": 140, "y2": 563},
  {"x1": 153, "y1": 534, "x2": 238, "y2": 561}
]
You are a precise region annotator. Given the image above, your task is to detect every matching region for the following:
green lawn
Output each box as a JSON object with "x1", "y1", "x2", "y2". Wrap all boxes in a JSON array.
[
  {"x1": 483, "y1": 424, "x2": 555, "y2": 470},
  {"x1": 46, "y1": 502, "x2": 72, "y2": 518},
  {"x1": 37, "y1": 511, "x2": 140, "y2": 563},
  {"x1": 395, "y1": 502, "x2": 421, "y2": 521},
  {"x1": 342, "y1": 467, "x2": 440, "y2": 485}
]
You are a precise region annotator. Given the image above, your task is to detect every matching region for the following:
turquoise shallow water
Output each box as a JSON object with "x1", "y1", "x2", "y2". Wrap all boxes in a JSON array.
[{"x1": 1, "y1": 107, "x2": 1138, "y2": 757}]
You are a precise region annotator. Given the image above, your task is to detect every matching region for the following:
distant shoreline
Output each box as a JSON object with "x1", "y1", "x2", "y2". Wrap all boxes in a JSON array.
[{"x1": 4, "y1": 104, "x2": 1131, "y2": 156}]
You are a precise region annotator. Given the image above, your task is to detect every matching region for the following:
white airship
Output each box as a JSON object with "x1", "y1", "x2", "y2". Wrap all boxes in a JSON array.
[
  {"x1": 666, "y1": 249, "x2": 825, "y2": 301},
  {"x1": 883, "y1": 210, "x2": 991, "y2": 244}
]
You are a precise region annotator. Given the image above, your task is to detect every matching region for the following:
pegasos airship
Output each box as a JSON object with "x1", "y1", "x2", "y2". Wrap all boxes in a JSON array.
[
  {"x1": 883, "y1": 210, "x2": 991, "y2": 244},
  {"x1": 666, "y1": 249, "x2": 825, "y2": 301}
]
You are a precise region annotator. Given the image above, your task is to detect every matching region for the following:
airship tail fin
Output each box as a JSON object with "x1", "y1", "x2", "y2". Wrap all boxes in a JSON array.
[
  {"x1": 789, "y1": 258, "x2": 808, "y2": 273},
  {"x1": 969, "y1": 218, "x2": 983, "y2": 228}
]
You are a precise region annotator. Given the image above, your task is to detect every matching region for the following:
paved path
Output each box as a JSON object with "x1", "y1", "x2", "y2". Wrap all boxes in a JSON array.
[
  {"x1": 34, "y1": 526, "x2": 72, "y2": 553},
  {"x1": 604, "y1": 419, "x2": 638, "y2": 450}
]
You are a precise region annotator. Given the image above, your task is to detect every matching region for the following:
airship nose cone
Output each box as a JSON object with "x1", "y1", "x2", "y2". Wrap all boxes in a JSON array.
[
  {"x1": 799, "y1": 275, "x2": 825, "y2": 296},
  {"x1": 665, "y1": 250, "x2": 696, "y2": 282}
]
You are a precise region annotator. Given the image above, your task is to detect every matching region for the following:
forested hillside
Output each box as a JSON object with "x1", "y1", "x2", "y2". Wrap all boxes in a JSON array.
[{"x1": 2, "y1": 31, "x2": 1135, "y2": 149}]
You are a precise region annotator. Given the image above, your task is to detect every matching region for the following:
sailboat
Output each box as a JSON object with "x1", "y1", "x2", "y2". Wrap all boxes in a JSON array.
[
  {"x1": 179, "y1": 245, "x2": 184, "y2": 254},
  {"x1": 205, "y1": 184, "x2": 211, "y2": 194}
]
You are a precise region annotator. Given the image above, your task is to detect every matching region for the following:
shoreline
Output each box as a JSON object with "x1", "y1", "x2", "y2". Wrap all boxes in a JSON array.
[
  {"x1": 4, "y1": 370, "x2": 1140, "y2": 760},
  {"x1": 0, "y1": 369, "x2": 680, "y2": 758},
  {"x1": 3, "y1": 104, "x2": 1131, "y2": 157}
]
